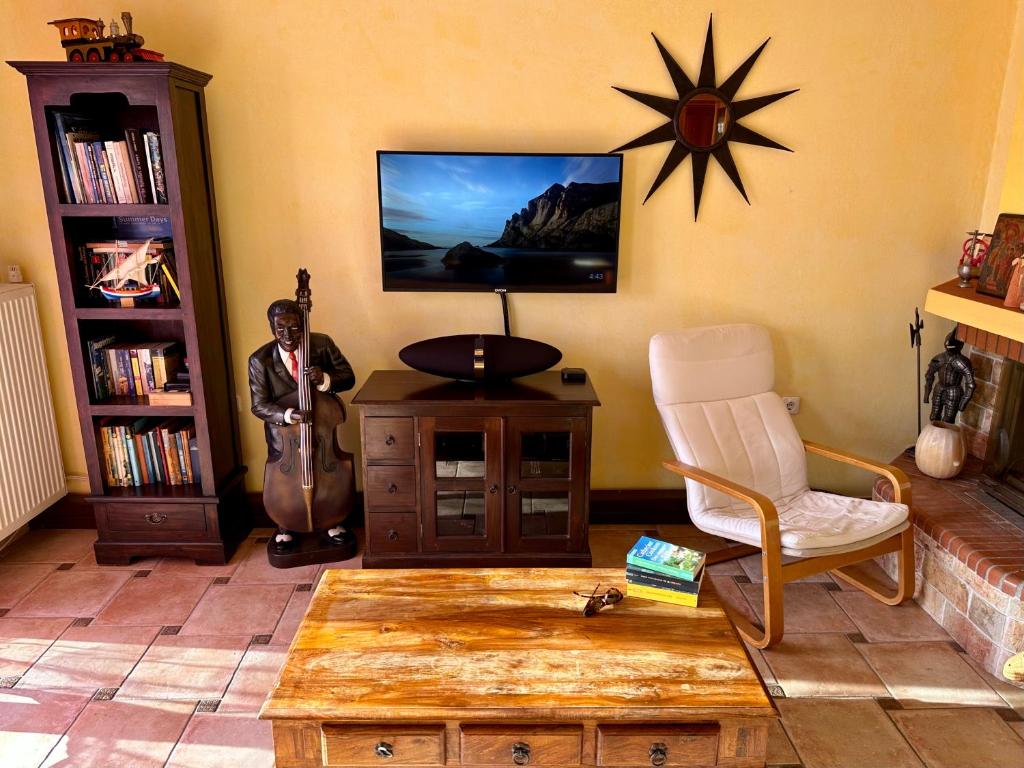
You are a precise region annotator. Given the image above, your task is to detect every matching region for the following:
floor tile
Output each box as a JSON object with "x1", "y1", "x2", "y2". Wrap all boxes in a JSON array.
[
  {"x1": 655, "y1": 524, "x2": 732, "y2": 551},
  {"x1": 118, "y1": 634, "x2": 249, "y2": 699},
  {"x1": 270, "y1": 588, "x2": 312, "y2": 646},
  {"x1": 40, "y1": 698, "x2": 194, "y2": 768},
  {"x1": 890, "y1": 708, "x2": 1024, "y2": 768},
  {"x1": 94, "y1": 574, "x2": 211, "y2": 627},
  {"x1": 708, "y1": 574, "x2": 759, "y2": 625},
  {"x1": 7, "y1": 570, "x2": 131, "y2": 619},
  {"x1": 706, "y1": 559, "x2": 745, "y2": 575},
  {"x1": 73, "y1": 550, "x2": 161, "y2": 571},
  {"x1": 0, "y1": 618, "x2": 74, "y2": 677},
  {"x1": 766, "y1": 719, "x2": 800, "y2": 767},
  {"x1": 833, "y1": 591, "x2": 950, "y2": 642},
  {"x1": 152, "y1": 539, "x2": 254, "y2": 578},
  {"x1": 229, "y1": 542, "x2": 319, "y2": 585},
  {"x1": 180, "y1": 584, "x2": 293, "y2": 637},
  {"x1": 18, "y1": 625, "x2": 159, "y2": 690},
  {"x1": 314, "y1": 529, "x2": 367, "y2": 581},
  {"x1": 777, "y1": 698, "x2": 923, "y2": 768},
  {"x1": 0, "y1": 530, "x2": 97, "y2": 564},
  {"x1": 856, "y1": 642, "x2": 1005, "y2": 708},
  {"x1": 739, "y1": 553, "x2": 834, "y2": 583},
  {"x1": 741, "y1": 582, "x2": 857, "y2": 633},
  {"x1": 959, "y1": 652, "x2": 1024, "y2": 714},
  {"x1": 0, "y1": 688, "x2": 93, "y2": 768},
  {"x1": 831, "y1": 559, "x2": 896, "y2": 591},
  {"x1": 742, "y1": 642, "x2": 778, "y2": 687},
  {"x1": 590, "y1": 530, "x2": 653, "y2": 567},
  {"x1": 762, "y1": 634, "x2": 888, "y2": 698},
  {"x1": 0, "y1": 563, "x2": 57, "y2": 608},
  {"x1": 220, "y1": 644, "x2": 287, "y2": 713},
  {"x1": 165, "y1": 712, "x2": 275, "y2": 768}
]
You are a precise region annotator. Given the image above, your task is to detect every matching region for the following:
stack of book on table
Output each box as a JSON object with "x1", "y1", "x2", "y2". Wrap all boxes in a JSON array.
[{"x1": 626, "y1": 535, "x2": 706, "y2": 607}]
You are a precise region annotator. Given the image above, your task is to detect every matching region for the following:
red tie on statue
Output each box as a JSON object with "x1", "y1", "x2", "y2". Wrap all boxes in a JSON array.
[{"x1": 288, "y1": 351, "x2": 298, "y2": 381}]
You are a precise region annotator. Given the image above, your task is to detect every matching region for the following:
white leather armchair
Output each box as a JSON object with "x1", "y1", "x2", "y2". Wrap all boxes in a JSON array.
[{"x1": 650, "y1": 324, "x2": 914, "y2": 648}]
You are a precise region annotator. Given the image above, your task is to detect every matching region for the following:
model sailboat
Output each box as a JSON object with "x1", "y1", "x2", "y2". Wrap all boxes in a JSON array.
[{"x1": 87, "y1": 238, "x2": 162, "y2": 301}]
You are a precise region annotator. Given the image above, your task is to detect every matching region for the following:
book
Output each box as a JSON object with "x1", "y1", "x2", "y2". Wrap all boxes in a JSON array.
[
  {"x1": 86, "y1": 336, "x2": 116, "y2": 400},
  {"x1": 144, "y1": 131, "x2": 168, "y2": 204},
  {"x1": 188, "y1": 437, "x2": 202, "y2": 485},
  {"x1": 123, "y1": 128, "x2": 151, "y2": 204},
  {"x1": 147, "y1": 389, "x2": 191, "y2": 406},
  {"x1": 626, "y1": 582, "x2": 700, "y2": 608},
  {"x1": 626, "y1": 536, "x2": 705, "y2": 582},
  {"x1": 626, "y1": 565, "x2": 701, "y2": 595}
]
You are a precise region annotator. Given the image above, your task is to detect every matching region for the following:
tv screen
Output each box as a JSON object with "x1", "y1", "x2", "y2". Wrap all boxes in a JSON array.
[{"x1": 378, "y1": 152, "x2": 622, "y2": 292}]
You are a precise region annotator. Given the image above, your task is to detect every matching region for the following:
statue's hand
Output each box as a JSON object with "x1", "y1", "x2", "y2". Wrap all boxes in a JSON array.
[
  {"x1": 305, "y1": 366, "x2": 324, "y2": 386},
  {"x1": 923, "y1": 395, "x2": 930, "y2": 404},
  {"x1": 291, "y1": 409, "x2": 312, "y2": 424}
]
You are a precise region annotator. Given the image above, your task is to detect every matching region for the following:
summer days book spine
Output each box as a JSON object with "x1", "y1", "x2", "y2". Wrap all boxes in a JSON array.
[{"x1": 626, "y1": 535, "x2": 705, "y2": 582}]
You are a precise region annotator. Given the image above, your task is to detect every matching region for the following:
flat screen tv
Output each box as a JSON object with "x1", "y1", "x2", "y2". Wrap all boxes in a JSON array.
[{"x1": 378, "y1": 151, "x2": 622, "y2": 292}]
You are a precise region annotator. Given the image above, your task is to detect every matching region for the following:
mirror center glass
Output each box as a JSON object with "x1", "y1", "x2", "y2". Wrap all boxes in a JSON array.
[{"x1": 677, "y1": 92, "x2": 731, "y2": 148}]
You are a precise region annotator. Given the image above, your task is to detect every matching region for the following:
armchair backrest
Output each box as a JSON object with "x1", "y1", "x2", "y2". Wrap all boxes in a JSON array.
[{"x1": 649, "y1": 325, "x2": 808, "y2": 519}]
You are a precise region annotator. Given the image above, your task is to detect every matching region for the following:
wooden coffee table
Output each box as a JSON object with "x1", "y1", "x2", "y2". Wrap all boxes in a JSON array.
[{"x1": 260, "y1": 568, "x2": 777, "y2": 767}]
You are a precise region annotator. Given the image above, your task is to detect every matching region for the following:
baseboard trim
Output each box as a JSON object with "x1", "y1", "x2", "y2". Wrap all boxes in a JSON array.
[{"x1": 31, "y1": 488, "x2": 690, "y2": 530}]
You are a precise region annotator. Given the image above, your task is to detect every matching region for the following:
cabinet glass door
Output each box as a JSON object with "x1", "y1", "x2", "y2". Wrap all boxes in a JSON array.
[
  {"x1": 420, "y1": 416, "x2": 502, "y2": 552},
  {"x1": 506, "y1": 417, "x2": 587, "y2": 553}
]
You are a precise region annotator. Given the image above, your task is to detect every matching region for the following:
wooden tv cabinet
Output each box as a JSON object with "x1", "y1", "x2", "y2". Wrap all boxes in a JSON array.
[{"x1": 352, "y1": 370, "x2": 599, "y2": 567}]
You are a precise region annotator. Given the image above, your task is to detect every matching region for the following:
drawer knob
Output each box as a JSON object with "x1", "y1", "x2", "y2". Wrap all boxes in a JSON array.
[
  {"x1": 145, "y1": 512, "x2": 167, "y2": 525},
  {"x1": 649, "y1": 743, "x2": 668, "y2": 767},
  {"x1": 384, "y1": 434, "x2": 396, "y2": 446},
  {"x1": 512, "y1": 742, "x2": 531, "y2": 766},
  {"x1": 387, "y1": 528, "x2": 400, "y2": 541},
  {"x1": 375, "y1": 742, "x2": 394, "y2": 760},
  {"x1": 488, "y1": 484, "x2": 498, "y2": 494},
  {"x1": 507, "y1": 485, "x2": 518, "y2": 495},
  {"x1": 388, "y1": 483, "x2": 398, "y2": 494}
]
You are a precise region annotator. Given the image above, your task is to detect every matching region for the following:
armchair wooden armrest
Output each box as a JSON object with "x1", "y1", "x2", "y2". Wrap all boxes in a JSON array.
[{"x1": 802, "y1": 440, "x2": 911, "y2": 505}]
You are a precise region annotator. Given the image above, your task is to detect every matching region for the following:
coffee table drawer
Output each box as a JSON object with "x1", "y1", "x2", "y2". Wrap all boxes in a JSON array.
[
  {"x1": 461, "y1": 725, "x2": 582, "y2": 766},
  {"x1": 322, "y1": 724, "x2": 445, "y2": 766},
  {"x1": 596, "y1": 724, "x2": 719, "y2": 767}
]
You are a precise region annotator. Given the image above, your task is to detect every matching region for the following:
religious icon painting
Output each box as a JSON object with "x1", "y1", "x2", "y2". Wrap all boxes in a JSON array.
[{"x1": 976, "y1": 213, "x2": 1024, "y2": 299}]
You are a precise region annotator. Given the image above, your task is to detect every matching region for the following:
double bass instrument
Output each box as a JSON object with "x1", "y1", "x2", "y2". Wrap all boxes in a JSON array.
[{"x1": 262, "y1": 269, "x2": 355, "y2": 535}]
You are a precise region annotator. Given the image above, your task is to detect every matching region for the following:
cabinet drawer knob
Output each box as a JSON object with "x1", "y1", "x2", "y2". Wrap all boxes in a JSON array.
[
  {"x1": 649, "y1": 743, "x2": 668, "y2": 767},
  {"x1": 388, "y1": 483, "x2": 398, "y2": 494},
  {"x1": 512, "y1": 742, "x2": 531, "y2": 766},
  {"x1": 384, "y1": 434, "x2": 396, "y2": 446},
  {"x1": 488, "y1": 484, "x2": 498, "y2": 494},
  {"x1": 145, "y1": 512, "x2": 167, "y2": 525},
  {"x1": 386, "y1": 528, "x2": 400, "y2": 541},
  {"x1": 375, "y1": 742, "x2": 394, "y2": 760},
  {"x1": 507, "y1": 485, "x2": 518, "y2": 495}
]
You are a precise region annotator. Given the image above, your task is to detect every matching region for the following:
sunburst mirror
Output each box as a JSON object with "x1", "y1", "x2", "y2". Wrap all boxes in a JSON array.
[{"x1": 612, "y1": 16, "x2": 798, "y2": 219}]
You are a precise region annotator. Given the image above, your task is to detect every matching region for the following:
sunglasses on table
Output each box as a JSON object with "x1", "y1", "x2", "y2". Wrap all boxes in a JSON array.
[{"x1": 573, "y1": 583, "x2": 623, "y2": 617}]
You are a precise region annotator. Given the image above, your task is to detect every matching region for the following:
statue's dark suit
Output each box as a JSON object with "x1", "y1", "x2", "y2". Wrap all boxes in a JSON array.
[{"x1": 248, "y1": 332, "x2": 355, "y2": 460}]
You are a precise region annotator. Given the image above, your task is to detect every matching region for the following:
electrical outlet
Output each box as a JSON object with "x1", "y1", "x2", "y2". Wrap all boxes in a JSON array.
[{"x1": 782, "y1": 396, "x2": 801, "y2": 415}]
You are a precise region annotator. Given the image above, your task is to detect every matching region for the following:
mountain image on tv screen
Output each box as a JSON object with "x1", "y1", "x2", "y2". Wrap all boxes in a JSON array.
[{"x1": 378, "y1": 152, "x2": 622, "y2": 292}]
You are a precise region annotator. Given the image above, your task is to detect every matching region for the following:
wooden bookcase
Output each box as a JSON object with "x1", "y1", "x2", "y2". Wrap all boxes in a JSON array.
[{"x1": 10, "y1": 61, "x2": 248, "y2": 564}]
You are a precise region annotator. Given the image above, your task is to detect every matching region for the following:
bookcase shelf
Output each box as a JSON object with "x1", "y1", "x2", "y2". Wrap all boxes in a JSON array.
[{"x1": 11, "y1": 60, "x2": 249, "y2": 566}]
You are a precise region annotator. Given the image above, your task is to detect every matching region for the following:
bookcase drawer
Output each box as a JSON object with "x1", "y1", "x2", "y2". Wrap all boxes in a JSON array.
[
  {"x1": 460, "y1": 724, "x2": 583, "y2": 766},
  {"x1": 99, "y1": 503, "x2": 208, "y2": 534},
  {"x1": 367, "y1": 512, "x2": 418, "y2": 553},
  {"x1": 596, "y1": 724, "x2": 719, "y2": 767},
  {"x1": 365, "y1": 466, "x2": 417, "y2": 508},
  {"x1": 322, "y1": 724, "x2": 445, "y2": 766},
  {"x1": 364, "y1": 417, "x2": 416, "y2": 463}
]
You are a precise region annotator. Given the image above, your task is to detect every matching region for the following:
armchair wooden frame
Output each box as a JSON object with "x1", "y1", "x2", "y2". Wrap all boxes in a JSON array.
[{"x1": 664, "y1": 439, "x2": 915, "y2": 649}]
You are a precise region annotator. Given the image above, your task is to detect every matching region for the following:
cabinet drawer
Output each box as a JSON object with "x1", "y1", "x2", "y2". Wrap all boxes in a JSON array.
[
  {"x1": 100, "y1": 504, "x2": 208, "y2": 534},
  {"x1": 322, "y1": 724, "x2": 444, "y2": 766},
  {"x1": 461, "y1": 725, "x2": 582, "y2": 766},
  {"x1": 366, "y1": 466, "x2": 417, "y2": 508},
  {"x1": 367, "y1": 512, "x2": 418, "y2": 553},
  {"x1": 597, "y1": 724, "x2": 719, "y2": 767},
  {"x1": 364, "y1": 417, "x2": 416, "y2": 463}
]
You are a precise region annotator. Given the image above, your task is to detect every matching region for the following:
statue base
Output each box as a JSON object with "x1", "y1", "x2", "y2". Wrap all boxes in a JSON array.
[{"x1": 266, "y1": 531, "x2": 358, "y2": 569}]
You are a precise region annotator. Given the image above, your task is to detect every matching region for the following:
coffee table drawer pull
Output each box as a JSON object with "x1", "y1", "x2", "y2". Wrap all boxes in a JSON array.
[
  {"x1": 512, "y1": 742, "x2": 531, "y2": 766},
  {"x1": 375, "y1": 742, "x2": 394, "y2": 760},
  {"x1": 322, "y1": 724, "x2": 445, "y2": 766},
  {"x1": 649, "y1": 743, "x2": 667, "y2": 767}
]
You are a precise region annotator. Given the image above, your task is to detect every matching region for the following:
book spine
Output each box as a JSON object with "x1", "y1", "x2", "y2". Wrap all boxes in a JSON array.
[
  {"x1": 124, "y1": 128, "x2": 150, "y2": 204},
  {"x1": 99, "y1": 427, "x2": 115, "y2": 486},
  {"x1": 181, "y1": 427, "x2": 194, "y2": 484},
  {"x1": 150, "y1": 433, "x2": 165, "y2": 484},
  {"x1": 146, "y1": 132, "x2": 168, "y2": 204},
  {"x1": 162, "y1": 427, "x2": 181, "y2": 485},
  {"x1": 75, "y1": 142, "x2": 98, "y2": 203},
  {"x1": 625, "y1": 554, "x2": 697, "y2": 582},
  {"x1": 104, "y1": 141, "x2": 124, "y2": 203},
  {"x1": 87, "y1": 339, "x2": 106, "y2": 400},
  {"x1": 139, "y1": 348, "x2": 155, "y2": 393},
  {"x1": 626, "y1": 583, "x2": 699, "y2": 608},
  {"x1": 116, "y1": 142, "x2": 139, "y2": 203},
  {"x1": 51, "y1": 113, "x2": 76, "y2": 203},
  {"x1": 188, "y1": 437, "x2": 202, "y2": 486},
  {"x1": 625, "y1": 569, "x2": 700, "y2": 595},
  {"x1": 152, "y1": 350, "x2": 167, "y2": 390},
  {"x1": 92, "y1": 142, "x2": 113, "y2": 203},
  {"x1": 175, "y1": 431, "x2": 189, "y2": 484},
  {"x1": 112, "y1": 426, "x2": 126, "y2": 486},
  {"x1": 129, "y1": 350, "x2": 145, "y2": 395},
  {"x1": 134, "y1": 433, "x2": 150, "y2": 484},
  {"x1": 154, "y1": 427, "x2": 170, "y2": 484},
  {"x1": 124, "y1": 427, "x2": 141, "y2": 486}
]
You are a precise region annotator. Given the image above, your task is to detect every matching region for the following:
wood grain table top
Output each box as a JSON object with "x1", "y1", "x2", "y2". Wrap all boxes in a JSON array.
[{"x1": 260, "y1": 568, "x2": 775, "y2": 723}]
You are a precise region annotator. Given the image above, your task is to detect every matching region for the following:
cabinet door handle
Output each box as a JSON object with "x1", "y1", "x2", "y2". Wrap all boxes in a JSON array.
[
  {"x1": 386, "y1": 528, "x2": 400, "y2": 541},
  {"x1": 649, "y1": 743, "x2": 668, "y2": 767},
  {"x1": 512, "y1": 742, "x2": 531, "y2": 766},
  {"x1": 488, "y1": 484, "x2": 498, "y2": 494},
  {"x1": 388, "y1": 483, "x2": 398, "y2": 494},
  {"x1": 384, "y1": 434, "x2": 396, "y2": 446},
  {"x1": 507, "y1": 485, "x2": 518, "y2": 495},
  {"x1": 145, "y1": 512, "x2": 167, "y2": 525},
  {"x1": 375, "y1": 742, "x2": 394, "y2": 760}
]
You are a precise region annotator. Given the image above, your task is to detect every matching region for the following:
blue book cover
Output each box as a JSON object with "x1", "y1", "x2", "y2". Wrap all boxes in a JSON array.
[
  {"x1": 626, "y1": 536, "x2": 705, "y2": 581},
  {"x1": 123, "y1": 426, "x2": 141, "y2": 486}
]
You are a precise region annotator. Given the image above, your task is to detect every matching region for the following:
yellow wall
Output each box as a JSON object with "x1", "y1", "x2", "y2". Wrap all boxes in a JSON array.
[
  {"x1": 1000, "y1": 73, "x2": 1024, "y2": 212},
  {"x1": 1, "y1": 0, "x2": 1021, "y2": 498}
]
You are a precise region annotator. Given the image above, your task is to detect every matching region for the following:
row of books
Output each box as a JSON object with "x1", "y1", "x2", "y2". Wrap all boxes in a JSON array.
[
  {"x1": 99, "y1": 417, "x2": 200, "y2": 487},
  {"x1": 87, "y1": 337, "x2": 182, "y2": 401},
  {"x1": 77, "y1": 239, "x2": 180, "y2": 304},
  {"x1": 625, "y1": 535, "x2": 706, "y2": 607},
  {"x1": 53, "y1": 112, "x2": 168, "y2": 205}
]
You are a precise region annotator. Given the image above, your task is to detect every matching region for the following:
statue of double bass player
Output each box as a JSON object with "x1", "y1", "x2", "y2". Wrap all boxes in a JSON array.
[{"x1": 248, "y1": 270, "x2": 357, "y2": 565}]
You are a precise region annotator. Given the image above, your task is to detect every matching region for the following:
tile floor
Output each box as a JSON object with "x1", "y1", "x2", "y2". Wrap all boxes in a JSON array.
[{"x1": 0, "y1": 525, "x2": 1020, "y2": 767}]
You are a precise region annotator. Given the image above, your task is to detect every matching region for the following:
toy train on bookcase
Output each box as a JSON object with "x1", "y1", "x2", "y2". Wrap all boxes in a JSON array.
[{"x1": 49, "y1": 12, "x2": 164, "y2": 63}]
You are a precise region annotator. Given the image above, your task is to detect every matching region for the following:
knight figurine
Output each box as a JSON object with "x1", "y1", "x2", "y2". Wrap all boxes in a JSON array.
[{"x1": 923, "y1": 329, "x2": 976, "y2": 424}]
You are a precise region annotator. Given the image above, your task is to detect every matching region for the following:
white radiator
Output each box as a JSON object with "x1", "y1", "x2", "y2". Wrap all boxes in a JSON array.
[{"x1": 0, "y1": 284, "x2": 66, "y2": 538}]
